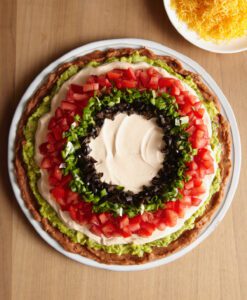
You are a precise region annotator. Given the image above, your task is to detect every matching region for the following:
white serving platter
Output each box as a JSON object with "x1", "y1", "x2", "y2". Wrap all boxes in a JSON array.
[{"x1": 8, "y1": 38, "x2": 241, "y2": 271}]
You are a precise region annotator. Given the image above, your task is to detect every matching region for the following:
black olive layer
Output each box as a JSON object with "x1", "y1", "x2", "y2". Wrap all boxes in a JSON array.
[{"x1": 76, "y1": 100, "x2": 184, "y2": 208}]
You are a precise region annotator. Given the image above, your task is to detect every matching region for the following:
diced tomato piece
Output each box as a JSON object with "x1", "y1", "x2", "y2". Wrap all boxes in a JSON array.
[
  {"x1": 185, "y1": 180, "x2": 194, "y2": 190},
  {"x1": 190, "y1": 185, "x2": 206, "y2": 196},
  {"x1": 60, "y1": 174, "x2": 73, "y2": 187},
  {"x1": 125, "y1": 68, "x2": 136, "y2": 80},
  {"x1": 198, "y1": 167, "x2": 206, "y2": 178},
  {"x1": 39, "y1": 142, "x2": 48, "y2": 155},
  {"x1": 83, "y1": 83, "x2": 99, "y2": 92},
  {"x1": 90, "y1": 225, "x2": 102, "y2": 236},
  {"x1": 61, "y1": 101, "x2": 77, "y2": 111},
  {"x1": 51, "y1": 186, "x2": 66, "y2": 201},
  {"x1": 121, "y1": 227, "x2": 131, "y2": 237},
  {"x1": 193, "y1": 178, "x2": 202, "y2": 187},
  {"x1": 180, "y1": 103, "x2": 192, "y2": 115},
  {"x1": 180, "y1": 195, "x2": 191, "y2": 206},
  {"x1": 47, "y1": 132, "x2": 56, "y2": 144},
  {"x1": 196, "y1": 124, "x2": 208, "y2": 132},
  {"x1": 47, "y1": 143, "x2": 56, "y2": 153},
  {"x1": 186, "y1": 170, "x2": 197, "y2": 180},
  {"x1": 157, "y1": 221, "x2": 166, "y2": 231},
  {"x1": 67, "y1": 110, "x2": 76, "y2": 121},
  {"x1": 48, "y1": 175, "x2": 59, "y2": 186},
  {"x1": 90, "y1": 214, "x2": 100, "y2": 226},
  {"x1": 194, "y1": 108, "x2": 205, "y2": 118},
  {"x1": 57, "y1": 117, "x2": 69, "y2": 131},
  {"x1": 115, "y1": 80, "x2": 122, "y2": 89},
  {"x1": 176, "y1": 94, "x2": 185, "y2": 105},
  {"x1": 75, "y1": 208, "x2": 88, "y2": 224},
  {"x1": 194, "y1": 118, "x2": 204, "y2": 126},
  {"x1": 67, "y1": 84, "x2": 89, "y2": 102},
  {"x1": 176, "y1": 201, "x2": 186, "y2": 218},
  {"x1": 202, "y1": 159, "x2": 214, "y2": 169},
  {"x1": 186, "y1": 125, "x2": 196, "y2": 135},
  {"x1": 66, "y1": 190, "x2": 80, "y2": 204},
  {"x1": 40, "y1": 157, "x2": 53, "y2": 169},
  {"x1": 98, "y1": 212, "x2": 110, "y2": 225},
  {"x1": 55, "y1": 107, "x2": 63, "y2": 118},
  {"x1": 191, "y1": 197, "x2": 202, "y2": 206},
  {"x1": 187, "y1": 160, "x2": 198, "y2": 171},
  {"x1": 101, "y1": 223, "x2": 116, "y2": 237},
  {"x1": 194, "y1": 102, "x2": 202, "y2": 109},
  {"x1": 129, "y1": 219, "x2": 141, "y2": 232},
  {"x1": 86, "y1": 75, "x2": 97, "y2": 84},
  {"x1": 167, "y1": 201, "x2": 186, "y2": 218},
  {"x1": 135, "y1": 69, "x2": 141, "y2": 77},
  {"x1": 154, "y1": 209, "x2": 164, "y2": 219},
  {"x1": 52, "y1": 166, "x2": 62, "y2": 181},
  {"x1": 174, "y1": 80, "x2": 185, "y2": 91},
  {"x1": 119, "y1": 215, "x2": 129, "y2": 229},
  {"x1": 194, "y1": 129, "x2": 205, "y2": 139},
  {"x1": 76, "y1": 99, "x2": 89, "y2": 109},
  {"x1": 68, "y1": 206, "x2": 77, "y2": 221},
  {"x1": 198, "y1": 149, "x2": 212, "y2": 161},
  {"x1": 147, "y1": 67, "x2": 156, "y2": 76},
  {"x1": 158, "y1": 77, "x2": 175, "y2": 88},
  {"x1": 107, "y1": 70, "x2": 123, "y2": 80},
  {"x1": 148, "y1": 76, "x2": 159, "y2": 89},
  {"x1": 70, "y1": 84, "x2": 84, "y2": 94},
  {"x1": 192, "y1": 137, "x2": 208, "y2": 149},
  {"x1": 97, "y1": 75, "x2": 112, "y2": 87},
  {"x1": 163, "y1": 209, "x2": 178, "y2": 227},
  {"x1": 171, "y1": 85, "x2": 180, "y2": 96},
  {"x1": 52, "y1": 125, "x2": 63, "y2": 141},
  {"x1": 121, "y1": 79, "x2": 137, "y2": 88},
  {"x1": 188, "y1": 111, "x2": 197, "y2": 123},
  {"x1": 139, "y1": 71, "x2": 149, "y2": 87},
  {"x1": 54, "y1": 139, "x2": 66, "y2": 152},
  {"x1": 183, "y1": 189, "x2": 191, "y2": 196},
  {"x1": 166, "y1": 201, "x2": 177, "y2": 210},
  {"x1": 48, "y1": 117, "x2": 57, "y2": 130},
  {"x1": 141, "y1": 212, "x2": 155, "y2": 223},
  {"x1": 137, "y1": 222, "x2": 155, "y2": 237},
  {"x1": 184, "y1": 93, "x2": 197, "y2": 105},
  {"x1": 71, "y1": 93, "x2": 87, "y2": 101},
  {"x1": 129, "y1": 215, "x2": 142, "y2": 232},
  {"x1": 205, "y1": 165, "x2": 215, "y2": 175}
]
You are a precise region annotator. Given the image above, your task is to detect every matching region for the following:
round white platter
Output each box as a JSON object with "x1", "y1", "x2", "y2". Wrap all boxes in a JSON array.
[{"x1": 8, "y1": 38, "x2": 241, "y2": 271}]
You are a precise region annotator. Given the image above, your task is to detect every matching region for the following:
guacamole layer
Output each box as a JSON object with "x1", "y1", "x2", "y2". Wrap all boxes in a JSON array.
[{"x1": 22, "y1": 52, "x2": 222, "y2": 257}]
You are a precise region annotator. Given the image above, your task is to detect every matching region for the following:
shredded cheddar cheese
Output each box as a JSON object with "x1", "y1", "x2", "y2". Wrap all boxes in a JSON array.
[{"x1": 171, "y1": 0, "x2": 247, "y2": 41}]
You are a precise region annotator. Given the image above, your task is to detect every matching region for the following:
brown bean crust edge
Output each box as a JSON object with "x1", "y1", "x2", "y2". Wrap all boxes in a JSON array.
[{"x1": 14, "y1": 48, "x2": 231, "y2": 265}]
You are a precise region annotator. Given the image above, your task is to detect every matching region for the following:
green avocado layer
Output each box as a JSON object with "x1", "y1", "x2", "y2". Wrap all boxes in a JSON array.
[{"x1": 22, "y1": 53, "x2": 222, "y2": 257}]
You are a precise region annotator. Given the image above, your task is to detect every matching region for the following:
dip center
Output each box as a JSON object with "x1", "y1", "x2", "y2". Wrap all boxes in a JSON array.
[{"x1": 88, "y1": 113, "x2": 165, "y2": 193}]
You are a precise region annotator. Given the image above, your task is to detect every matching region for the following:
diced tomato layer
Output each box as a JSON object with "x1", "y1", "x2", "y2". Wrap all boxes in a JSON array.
[{"x1": 38, "y1": 65, "x2": 216, "y2": 238}]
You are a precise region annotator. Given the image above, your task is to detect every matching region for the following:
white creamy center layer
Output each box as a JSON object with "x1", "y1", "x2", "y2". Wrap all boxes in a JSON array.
[{"x1": 88, "y1": 113, "x2": 165, "y2": 193}]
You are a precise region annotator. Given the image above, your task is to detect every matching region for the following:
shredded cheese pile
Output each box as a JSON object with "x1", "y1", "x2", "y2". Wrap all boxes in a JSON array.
[{"x1": 171, "y1": 0, "x2": 247, "y2": 41}]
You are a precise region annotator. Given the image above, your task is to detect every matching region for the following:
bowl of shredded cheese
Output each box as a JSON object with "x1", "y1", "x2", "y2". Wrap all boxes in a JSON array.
[{"x1": 164, "y1": 0, "x2": 247, "y2": 53}]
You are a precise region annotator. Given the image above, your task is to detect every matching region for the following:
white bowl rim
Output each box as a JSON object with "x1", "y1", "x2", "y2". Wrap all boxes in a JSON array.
[{"x1": 163, "y1": 0, "x2": 247, "y2": 54}]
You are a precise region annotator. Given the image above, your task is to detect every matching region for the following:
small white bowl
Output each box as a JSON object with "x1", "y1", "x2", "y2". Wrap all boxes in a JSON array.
[{"x1": 164, "y1": 0, "x2": 247, "y2": 53}]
